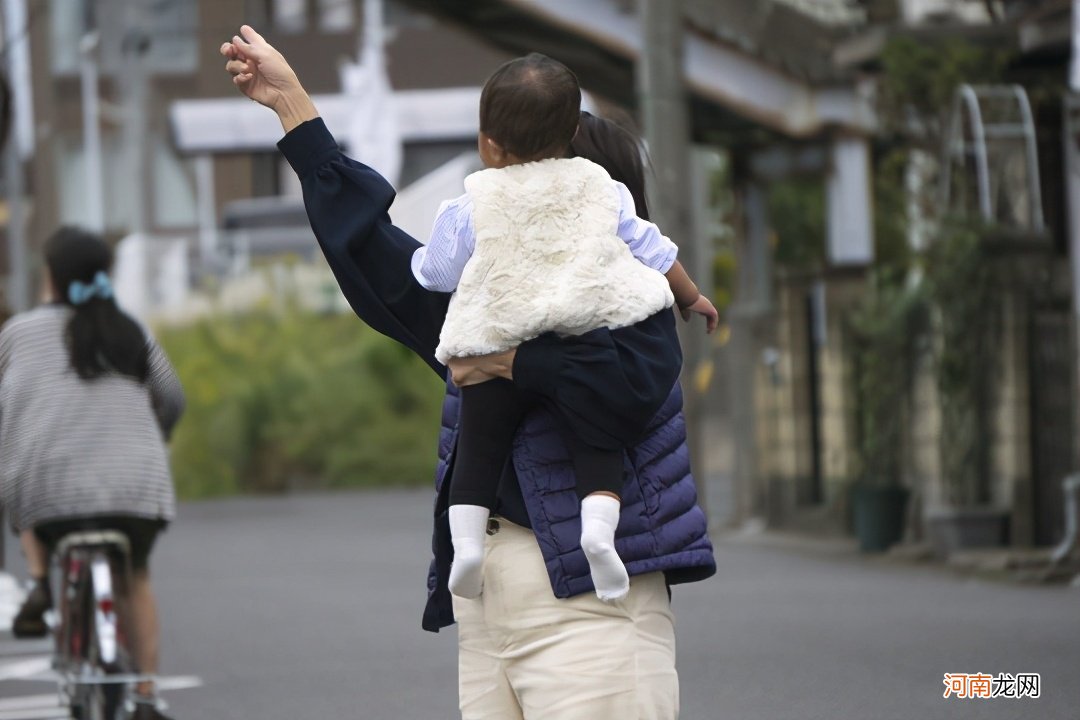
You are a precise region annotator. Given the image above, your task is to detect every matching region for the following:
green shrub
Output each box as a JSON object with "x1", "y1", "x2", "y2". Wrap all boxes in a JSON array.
[{"x1": 158, "y1": 309, "x2": 445, "y2": 500}]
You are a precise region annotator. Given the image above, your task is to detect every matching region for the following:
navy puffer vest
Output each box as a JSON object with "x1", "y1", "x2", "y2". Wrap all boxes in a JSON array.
[{"x1": 423, "y1": 379, "x2": 716, "y2": 630}]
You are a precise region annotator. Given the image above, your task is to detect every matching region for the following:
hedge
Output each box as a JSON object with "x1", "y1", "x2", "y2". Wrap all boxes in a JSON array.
[{"x1": 157, "y1": 308, "x2": 445, "y2": 500}]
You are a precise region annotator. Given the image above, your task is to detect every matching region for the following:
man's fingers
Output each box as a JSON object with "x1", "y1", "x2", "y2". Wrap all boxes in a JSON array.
[
  {"x1": 219, "y1": 42, "x2": 235, "y2": 58},
  {"x1": 225, "y1": 59, "x2": 251, "y2": 75},
  {"x1": 232, "y1": 35, "x2": 265, "y2": 62},
  {"x1": 240, "y1": 25, "x2": 268, "y2": 48}
]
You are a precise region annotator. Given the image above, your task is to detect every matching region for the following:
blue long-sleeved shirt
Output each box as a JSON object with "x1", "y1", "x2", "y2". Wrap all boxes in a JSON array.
[{"x1": 411, "y1": 182, "x2": 678, "y2": 293}]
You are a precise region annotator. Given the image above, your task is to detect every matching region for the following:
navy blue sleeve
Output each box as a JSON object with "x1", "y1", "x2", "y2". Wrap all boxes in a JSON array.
[{"x1": 278, "y1": 118, "x2": 451, "y2": 377}]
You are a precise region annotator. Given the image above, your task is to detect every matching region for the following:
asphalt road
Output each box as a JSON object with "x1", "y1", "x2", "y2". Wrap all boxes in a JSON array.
[{"x1": 3, "y1": 490, "x2": 1079, "y2": 719}]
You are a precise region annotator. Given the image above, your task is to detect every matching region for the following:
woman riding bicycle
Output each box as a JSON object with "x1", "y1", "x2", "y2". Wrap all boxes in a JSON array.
[{"x1": 0, "y1": 227, "x2": 184, "y2": 720}]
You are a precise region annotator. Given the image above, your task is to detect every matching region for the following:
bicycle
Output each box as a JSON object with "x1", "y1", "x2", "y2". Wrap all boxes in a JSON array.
[{"x1": 51, "y1": 530, "x2": 144, "y2": 720}]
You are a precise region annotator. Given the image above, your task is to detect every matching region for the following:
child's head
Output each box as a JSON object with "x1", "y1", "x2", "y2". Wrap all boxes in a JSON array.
[
  {"x1": 478, "y1": 53, "x2": 581, "y2": 168},
  {"x1": 571, "y1": 111, "x2": 650, "y2": 221},
  {"x1": 44, "y1": 227, "x2": 149, "y2": 382},
  {"x1": 45, "y1": 227, "x2": 113, "y2": 302}
]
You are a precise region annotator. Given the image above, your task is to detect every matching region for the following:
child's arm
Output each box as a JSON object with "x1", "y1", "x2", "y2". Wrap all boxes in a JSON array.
[
  {"x1": 665, "y1": 260, "x2": 719, "y2": 333},
  {"x1": 411, "y1": 196, "x2": 475, "y2": 293},
  {"x1": 614, "y1": 182, "x2": 718, "y2": 333}
]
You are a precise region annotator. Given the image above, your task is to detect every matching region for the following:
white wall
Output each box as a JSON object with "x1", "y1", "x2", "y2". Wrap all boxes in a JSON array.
[{"x1": 901, "y1": 0, "x2": 993, "y2": 24}]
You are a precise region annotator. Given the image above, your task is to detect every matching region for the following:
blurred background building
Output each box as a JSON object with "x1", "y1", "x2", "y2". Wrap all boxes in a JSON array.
[{"x1": 1, "y1": 0, "x2": 1078, "y2": 568}]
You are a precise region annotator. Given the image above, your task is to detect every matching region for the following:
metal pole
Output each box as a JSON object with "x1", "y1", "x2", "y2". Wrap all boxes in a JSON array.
[
  {"x1": 2, "y1": 0, "x2": 28, "y2": 314},
  {"x1": 362, "y1": 0, "x2": 385, "y2": 72},
  {"x1": 1071, "y1": 0, "x2": 1080, "y2": 92},
  {"x1": 121, "y1": 0, "x2": 149, "y2": 236},
  {"x1": 729, "y1": 180, "x2": 769, "y2": 524},
  {"x1": 637, "y1": 0, "x2": 707, "y2": 514},
  {"x1": 1069, "y1": 0, "x2": 1080, "y2": 471},
  {"x1": 80, "y1": 27, "x2": 104, "y2": 234},
  {"x1": 195, "y1": 155, "x2": 217, "y2": 267}
]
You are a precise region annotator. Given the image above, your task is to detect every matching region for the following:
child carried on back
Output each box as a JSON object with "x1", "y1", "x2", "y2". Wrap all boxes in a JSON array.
[{"x1": 412, "y1": 53, "x2": 717, "y2": 602}]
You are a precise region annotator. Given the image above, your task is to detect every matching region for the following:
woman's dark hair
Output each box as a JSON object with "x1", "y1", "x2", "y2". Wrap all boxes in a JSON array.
[
  {"x1": 571, "y1": 111, "x2": 650, "y2": 221},
  {"x1": 44, "y1": 227, "x2": 149, "y2": 382},
  {"x1": 479, "y1": 53, "x2": 581, "y2": 161}
]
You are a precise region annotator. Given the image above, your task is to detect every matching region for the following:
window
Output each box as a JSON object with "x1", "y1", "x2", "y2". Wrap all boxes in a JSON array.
[{"x1": 56, "y1": 0, "x2": 198, "y2": 77}]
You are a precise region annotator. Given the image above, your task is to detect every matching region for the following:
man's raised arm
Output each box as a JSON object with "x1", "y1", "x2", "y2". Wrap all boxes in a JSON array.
[{"x1": 222, "y1": 26, "x2": 449, "y2": 375}]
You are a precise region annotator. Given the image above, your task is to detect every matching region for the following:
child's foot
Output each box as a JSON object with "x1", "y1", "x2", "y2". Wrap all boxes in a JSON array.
[
  {"x1": 448, "y1": 504, "x2": 490, "y2": 599},
  {"x1": 448, "y1": 548, "x2": 485, "y2": 599},
  {"x1": 580, "y1": 494, "x2": 629, "y2": 602}
]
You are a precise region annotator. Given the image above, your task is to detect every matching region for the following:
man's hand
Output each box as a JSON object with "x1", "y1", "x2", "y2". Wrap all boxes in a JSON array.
[
  {"x1": 221, "y1": 25, "x2": 317, "y2": 132},
  {"x1": 680, "y1": 295, "x2": 720, "y2": 334},
  {"x1": 447, "y1": 349, "x2": 517, "y2": 387}
]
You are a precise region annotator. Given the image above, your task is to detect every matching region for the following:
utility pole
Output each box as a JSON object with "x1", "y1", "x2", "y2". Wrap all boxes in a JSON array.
[{"x1": 637, "y1": 0, "x2": 708, "y2": 514}]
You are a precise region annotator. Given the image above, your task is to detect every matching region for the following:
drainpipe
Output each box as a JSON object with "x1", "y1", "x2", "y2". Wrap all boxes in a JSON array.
[
  {"x1": 1068, "y1": 1, "x2": 1080, "y2": 483},
  {"x1": 1051, "y1": 475, "x2": 1080, "y2": 565}
]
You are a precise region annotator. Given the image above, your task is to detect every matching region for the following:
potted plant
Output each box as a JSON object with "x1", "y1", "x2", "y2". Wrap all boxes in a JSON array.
[
  {"x1": 848, "y1": 277, "x2": 927, "y2": 552},
  {"x1": 922, "y1": 222, "x2": 1010, "y2": 555}
]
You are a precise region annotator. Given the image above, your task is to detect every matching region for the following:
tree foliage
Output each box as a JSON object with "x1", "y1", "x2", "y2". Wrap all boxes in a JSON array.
[{"x1": 158, "y1": 308, "x2": 445, "y2": 499}]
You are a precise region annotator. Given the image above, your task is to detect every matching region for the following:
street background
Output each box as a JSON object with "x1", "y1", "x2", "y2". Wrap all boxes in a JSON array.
[
  {"x1": 4, "y1": 491, "x2": 1080, "y2": 719},
  {"x1": 3, "y1": 0, "x2": 1080, "y2": 718}
]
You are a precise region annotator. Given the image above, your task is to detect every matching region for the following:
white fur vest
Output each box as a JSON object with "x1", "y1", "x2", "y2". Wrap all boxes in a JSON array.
[{"x1": 434, "y1": 157, "x2": 674, "y2": 364}]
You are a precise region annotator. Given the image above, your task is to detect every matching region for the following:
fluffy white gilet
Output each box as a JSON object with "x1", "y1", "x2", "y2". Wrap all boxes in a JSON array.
[{"x1": 434, "y1": 157, "x2": 674, "y2": 364}]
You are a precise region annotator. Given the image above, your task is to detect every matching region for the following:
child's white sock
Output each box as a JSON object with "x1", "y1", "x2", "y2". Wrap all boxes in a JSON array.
[
  {"x1": 448, "y1": 504, "x2": 490, "y2": 599},
  {"x1": 580, "y1": 494, "x2": 629, "y2": 602}
]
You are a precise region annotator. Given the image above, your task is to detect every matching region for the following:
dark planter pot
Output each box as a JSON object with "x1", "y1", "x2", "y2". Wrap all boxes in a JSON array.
[
  {"x1": 852, "y1": 484, "x2": 910, "y2": 553},
  {"x1": 925, "y1": 507, "x2": 1009, "y2": 558}
]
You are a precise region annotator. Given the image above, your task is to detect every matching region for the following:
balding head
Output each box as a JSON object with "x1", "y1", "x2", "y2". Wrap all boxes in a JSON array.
[{"x1": 479, "y1": 53, "x2": 581, "y2": 161}]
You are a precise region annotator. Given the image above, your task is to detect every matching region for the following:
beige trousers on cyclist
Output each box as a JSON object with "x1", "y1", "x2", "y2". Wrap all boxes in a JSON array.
[{"x1": 452, "y1": 519, "x2": 679, "y2": 720}]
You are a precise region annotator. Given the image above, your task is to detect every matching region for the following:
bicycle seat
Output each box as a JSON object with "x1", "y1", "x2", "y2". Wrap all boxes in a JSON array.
[{"x1": 55, "y1": 530, "x2": 131, "y2": 558}]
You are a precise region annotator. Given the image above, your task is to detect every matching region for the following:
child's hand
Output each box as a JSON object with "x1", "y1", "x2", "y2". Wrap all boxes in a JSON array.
[{"x1": 680, "y1": 295, "x2": 719, "y2": 334}]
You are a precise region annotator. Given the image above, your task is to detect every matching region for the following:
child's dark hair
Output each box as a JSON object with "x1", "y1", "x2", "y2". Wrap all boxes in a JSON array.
[
  {"x1": 479, "y1": 53, "x2": 581, "y2": 161},
  {"x1": 571, "y1": 111, "x2": 650, "y2": 221},
  {"x1": 44, "y1": 227, "x2": 149, "y2": 383}
]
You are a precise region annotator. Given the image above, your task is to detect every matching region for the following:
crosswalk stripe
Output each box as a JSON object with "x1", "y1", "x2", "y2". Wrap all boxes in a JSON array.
[
  {"x1": 0, "y1": 694, "x2": 61, "y2": 711},
  {"x1": 0, "y1": 658, "x2": 52, "y2": 682},
  {"x1": 0, "y1": 709, "x2": 68, "y2": 720}
]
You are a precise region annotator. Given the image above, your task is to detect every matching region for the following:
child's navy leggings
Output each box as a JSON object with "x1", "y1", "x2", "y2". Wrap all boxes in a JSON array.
[{"x1": 449, "y1": 378, "x2": 624, "y2": 509}]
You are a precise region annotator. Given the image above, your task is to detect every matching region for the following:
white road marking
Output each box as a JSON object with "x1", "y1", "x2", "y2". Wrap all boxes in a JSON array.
[
  {"x1": 0, "y1": 658, "x2": 52, "y2": 682},
  {"x1": 0, "y1": 659, "x2": 201, "y2": 719}
]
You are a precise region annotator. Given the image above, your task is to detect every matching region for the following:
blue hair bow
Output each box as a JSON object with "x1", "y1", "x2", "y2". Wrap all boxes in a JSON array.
[{"x1": 68, "y1": 271, "x2": 114, "y2": 306}]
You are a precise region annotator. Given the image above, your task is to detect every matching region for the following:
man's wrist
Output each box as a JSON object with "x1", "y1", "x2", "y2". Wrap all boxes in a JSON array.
[{"x1": 276, "y1": 90, "x2": 319, "y2": 134}]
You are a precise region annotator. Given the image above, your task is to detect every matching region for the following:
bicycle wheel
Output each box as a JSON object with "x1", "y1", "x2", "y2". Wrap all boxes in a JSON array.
[{"x1": 69, "y1": 554, "x2": 131, "y2": 720}]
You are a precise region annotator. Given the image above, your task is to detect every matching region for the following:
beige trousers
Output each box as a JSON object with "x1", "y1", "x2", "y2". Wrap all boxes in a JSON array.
[{"x1": 453, "y1": 519, "x2": 679, "y2": 720}]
